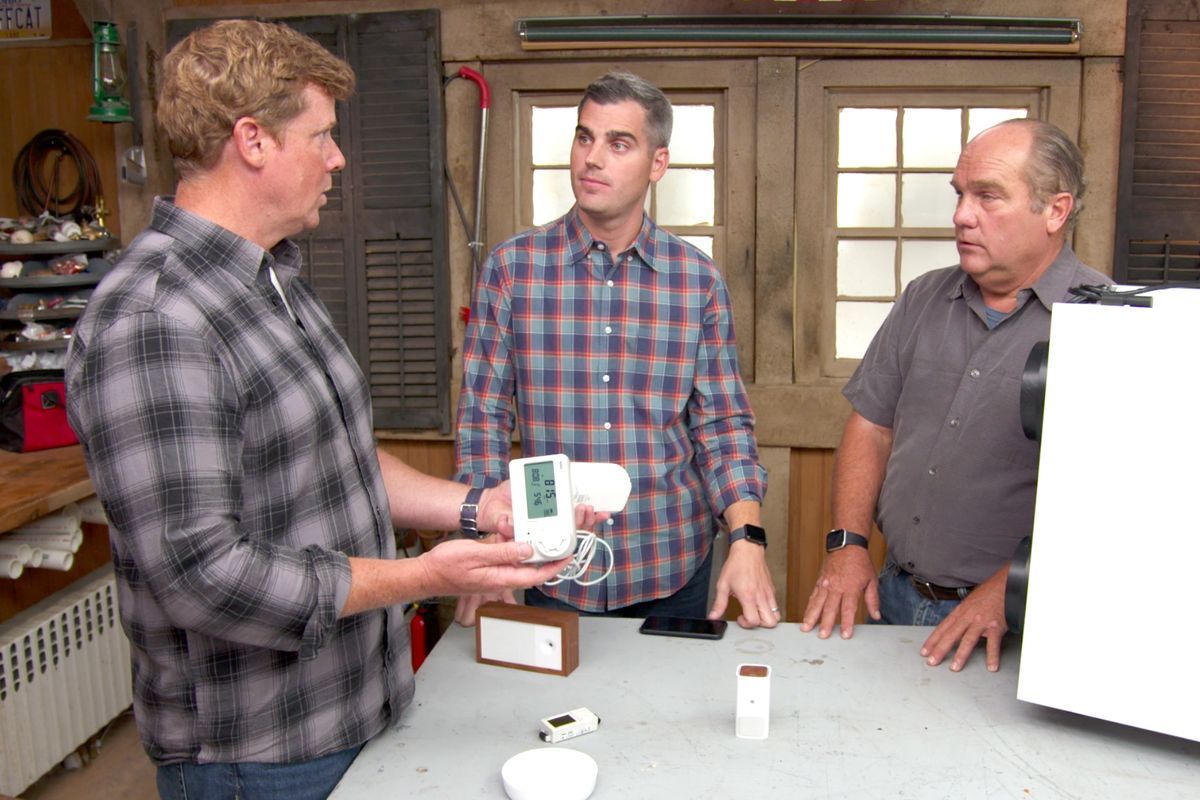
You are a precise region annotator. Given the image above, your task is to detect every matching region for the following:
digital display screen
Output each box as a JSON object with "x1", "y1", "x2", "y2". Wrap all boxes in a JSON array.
[
  {"x1": 523, "y1": 460, "x2": 559, "y2": 519},
  {"x1": 548, "y1": 714, "x2": 575, "y2": 728}
]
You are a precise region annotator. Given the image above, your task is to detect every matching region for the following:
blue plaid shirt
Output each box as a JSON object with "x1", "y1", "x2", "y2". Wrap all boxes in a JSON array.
[{"x1": 455, "y1": 208, "x2": 766, "y2": 611}]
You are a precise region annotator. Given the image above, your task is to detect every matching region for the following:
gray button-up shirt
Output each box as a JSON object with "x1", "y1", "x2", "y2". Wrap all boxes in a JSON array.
[
  {"x1": 67, "y1": 198, "x2": 413, "y2": 765},
  {"x1": 844, "y1": 244, "x2": 1108, "y2": 586}
]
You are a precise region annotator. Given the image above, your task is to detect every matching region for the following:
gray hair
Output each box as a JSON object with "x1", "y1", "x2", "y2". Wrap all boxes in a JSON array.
[
  {"x1": 579, "y1": 70, "x2": 673, "y2": 150},
  {"x1": 991, "y1": 118, "x2": 1086, "y2": 230}
]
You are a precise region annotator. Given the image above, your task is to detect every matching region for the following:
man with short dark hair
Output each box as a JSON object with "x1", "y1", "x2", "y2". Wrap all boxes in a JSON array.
[
  {"x1": 801, "y1": 119, "x2": 1109, "y2": 672},
  {"x1": 454, "y1": 70, "x2": 780, "y2": 628}
]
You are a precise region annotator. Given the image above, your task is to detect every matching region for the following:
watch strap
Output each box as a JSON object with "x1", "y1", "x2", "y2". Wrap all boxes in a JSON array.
[
  {"x1": 825, "y1": 528, "x2": 869, "y2": 552},
  {"x1": 728, "y1": 524, "x2": 767, "y2": 548},
  {"x1": 459, "y1": 486, "x2": 485, "y2": 539}
]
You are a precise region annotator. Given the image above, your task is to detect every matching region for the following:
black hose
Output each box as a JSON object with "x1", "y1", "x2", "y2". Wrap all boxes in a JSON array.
[{"x1": 11, "y1": 129, "x2": 103, "y2": 218}]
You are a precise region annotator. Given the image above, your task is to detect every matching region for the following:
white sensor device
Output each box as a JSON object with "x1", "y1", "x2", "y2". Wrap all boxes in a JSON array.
[
  {"x1": 509, "y1": 454, "x2": 632, "y2": 563},
  {"x1": 538, "y1": 707, "x2": 600, "y2": 744},
  {"x1": 736, "y1": 663, "x2": 771, "y2": 739}
]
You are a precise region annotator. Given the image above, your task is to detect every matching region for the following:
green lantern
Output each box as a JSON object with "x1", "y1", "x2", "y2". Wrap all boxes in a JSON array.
[{"x1": 88, "y1": 21, "x2": 133, "y2": 123}]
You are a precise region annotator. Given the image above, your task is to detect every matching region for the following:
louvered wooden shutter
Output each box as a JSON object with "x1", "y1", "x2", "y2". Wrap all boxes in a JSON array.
[
  {"x1": 166, "y1": 11, "x2": 451, "y2": 432},
  {"x1": 1114, "y1": 2, "x2": 1200, "y2": 284}
]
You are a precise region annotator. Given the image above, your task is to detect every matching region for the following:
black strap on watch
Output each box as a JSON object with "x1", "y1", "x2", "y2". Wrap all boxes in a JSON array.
[
  {"x1": 459, "y1": 486, "x2": 485, "y2": 539},
  {"x1": 729, "y1": 524, "x2": 767, "y2": 548},
  {"x1": 825, "y1": 528, "x2": 869, "y2": 552}
]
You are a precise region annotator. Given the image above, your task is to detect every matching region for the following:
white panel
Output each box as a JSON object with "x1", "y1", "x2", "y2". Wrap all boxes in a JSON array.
[
  {"x1": 478, "y1": 616, "x2": 563, "y2": 672},
  {"x1": 531, "y1": 106, "x2": 576, "y2": 166},
  {"x1": 670, "y1": 105, "x2": 714, "y2": 163},
  {"x1": 657, "y1": 168, "x2": 715, "y2": 226},
  {"x1": 967, "y1": 107, "x2": 1028, "y2": 142},
  {"x1": 532, "y1": 169, "x2": 575, "y2": 225},
  {"x1": 902, "y1": 108, "x2": 962, "y2": 168},
  {"x1": 1018, "y1": 293, "x2": 1200, "y2": 742},
  {"x1": 838, "y1": 108, "x2": 897, "y2": 167},
  {"x1": 836, "y1": 174, "x2": 895, "y2": 228},
  {"x1": 837, "y1": 239, "x2": 896, "y2": 297},
  {"x1": 900, "y1": 173, "x2": 956, "y2": 228},
  {"x1": 836, "y1": 300, "x2": 893, "y2": 360},
  {"x1": 900, "y1": 239, "x2": 959, "y2": 290}
]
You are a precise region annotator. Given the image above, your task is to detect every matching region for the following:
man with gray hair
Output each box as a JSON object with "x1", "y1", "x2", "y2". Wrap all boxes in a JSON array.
[
  {"x1": 455, "y1": 70, "x2": 779, "y2": 629},
  {"x1": 800, "y1": 118, "x2": 1108, "y2": 672}
]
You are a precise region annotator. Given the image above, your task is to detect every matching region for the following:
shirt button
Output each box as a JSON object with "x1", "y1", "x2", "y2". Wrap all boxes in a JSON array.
[
  {"x1": 604, "y1": 326, "x2": 613, "y2": 334},
  {"x1": 606, "y1": 279, "x2": 614, "y2": 288},
  {"x1": 603, "y1": 422, "x2": 612, "y2": 430},
  {"x1": 928, "y1": 466, "x2": 937, "y2": 476},
  {"x1": 906, "y1": 561, "x2": 915, "y2": 570},
  {"x1": 596, "y1": 242, "x2": 606, "y2": 251},
  {"x1": 602, "y1": 374, "x2": 610, "y2": 383},
  {"x1": 912, "y1": 516, "x2": 921, "y2": 525},
  {"x1": 949, "y1": 418, "x2": 960, "y2": 427},
  {"x1": 969, "y1": 368, "x2": 981, "y2": 378},
  {"x1": 605, "y1": 518, "x2": 615, "y2": 526}
]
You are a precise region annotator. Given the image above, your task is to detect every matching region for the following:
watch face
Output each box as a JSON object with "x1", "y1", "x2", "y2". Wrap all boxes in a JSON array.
[{"x1": 741, "y1": 524, "x2": 767, "y2": 545}]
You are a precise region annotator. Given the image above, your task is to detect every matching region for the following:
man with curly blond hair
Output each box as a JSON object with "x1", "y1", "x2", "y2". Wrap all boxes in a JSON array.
[{"x1": 67, "y1": 19, "x2": 591, "y2": 799}]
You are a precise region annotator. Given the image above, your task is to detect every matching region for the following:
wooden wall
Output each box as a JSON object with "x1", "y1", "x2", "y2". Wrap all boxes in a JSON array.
[{"x1": 0, "y1": 0, "x2": 121, "y2": 236}]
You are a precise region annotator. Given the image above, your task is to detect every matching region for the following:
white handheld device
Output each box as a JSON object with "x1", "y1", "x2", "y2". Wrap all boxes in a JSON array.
[
  {"x1": 538, "y1": 707, "x2": 600, "y2": 744},
  {"x1": 509, "y1": 454, "x2": 632, "y2": 565},
  {"x1": 510, "y1": 454, "x2": 576, "y2": 562}
]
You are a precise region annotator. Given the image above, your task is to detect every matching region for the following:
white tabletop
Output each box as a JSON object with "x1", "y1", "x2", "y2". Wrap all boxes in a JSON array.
[{"x1": 331, "y1": 620, "x2": 1200, "y2": 799}]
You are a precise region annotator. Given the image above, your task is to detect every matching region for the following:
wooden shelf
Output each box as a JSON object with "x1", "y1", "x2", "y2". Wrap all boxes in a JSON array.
[
  {"x1": 0, "y1": 237, "x2": 118, "y2": 256},
  {"x1": 0, "y1": 445, "x2": 93, "y2": 534}
]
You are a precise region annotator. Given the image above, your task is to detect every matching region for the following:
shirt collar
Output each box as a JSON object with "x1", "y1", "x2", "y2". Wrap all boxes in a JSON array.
[
  {"x1": 562, "y1": 206, "x2": 669, "y2": 273},
  {"x1": 949, "y1": 241, "x2": 1080, "y2": 312},
  {"x1": 149, "y1": 196, "x2": 302, "y2": 289}
]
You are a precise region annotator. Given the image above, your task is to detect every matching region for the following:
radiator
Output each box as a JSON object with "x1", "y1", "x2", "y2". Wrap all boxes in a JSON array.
[{"x1": 0, "y1": 565, "x2": 132, "y2": 796}]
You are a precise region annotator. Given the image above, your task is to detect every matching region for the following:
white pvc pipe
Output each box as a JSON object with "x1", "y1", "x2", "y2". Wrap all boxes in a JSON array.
[
  {"x1": 4, "y1": 529, "x2": 83, "y2": 553},
  {"x1": 33, "y1": 548, "x2": 73, "y2": 572},
  {"x1": 1, "y1": 558, "x2": 23, "y2": 579},
  {"x1": 78, "y1": 495, "x2": 109, "y2": 526},
  {"x1": 0, "y1": 541, "x2": 33, "y2": 564},
  {"x1": 12, "y1": 503, "x2": 82, "y2": 535}
]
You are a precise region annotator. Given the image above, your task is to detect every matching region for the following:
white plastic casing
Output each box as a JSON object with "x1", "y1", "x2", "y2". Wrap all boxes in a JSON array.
[
  {"x1": 736, "y1": 663, "x2": 771, "y2": 739},
  {"x1": 538, "y1": 707, "x2": 600, "y2": 743}
]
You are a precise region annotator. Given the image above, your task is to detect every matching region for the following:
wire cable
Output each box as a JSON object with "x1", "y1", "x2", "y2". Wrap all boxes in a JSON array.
[
  {"x1": 543, "y1": 530, "x2": 614, "y2": 587},
  {"x1": 12, "y1": 129, "x2": 103, "y2": 218}
]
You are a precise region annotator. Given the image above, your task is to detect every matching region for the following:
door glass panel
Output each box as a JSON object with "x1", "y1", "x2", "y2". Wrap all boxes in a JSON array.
[
  {"x1": 900, "y1": 239, "x2": 960, "y2": 289},
  {"x1": 902, "y1": 108, "x2": 962, "y2": 168},
  {"x1": 967, "y1": 108, "x2": 1029, "y2": 141},
  {"x1": 838, "y1": 108, "x2": 897, "y2": 167},
  {"x1": 658, "y1": 169, "x2": 715, "y2": 226},
  {"x1": 532, "y1": 106, "x2": 577, "y2": 165},
  {"x1": 836, "y1": 300, "x2": 894, "y2": 359},
  {"x1": 901, "y1": 173, "x2": 957, "y2": 228},
  {"x1": 837, "y1": 239, "x2": 896, "y2": 297},
  {"x1": 682, "y1": 235, "x2": 714, "y2": 257},
  {"x1": 671, "y1": 105, "x2": 714, "y2": 163},
  {"x1": 837, "y1": 173, "x2": 896, "y2": 228},
  {"x1": 532, "y1": 168, "x2": 574, "y2": 225}
]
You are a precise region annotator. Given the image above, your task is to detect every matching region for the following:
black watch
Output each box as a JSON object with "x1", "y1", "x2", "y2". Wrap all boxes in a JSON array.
[
  {"x1": 825, "y1": 528, "x2": 869, "y2": 552},
  {"x1": 729, "y1": 524, "x2": 767, "y2": 548},
  {"x1": 459, "y1": 486, "x2": 485, "y2": 539}
]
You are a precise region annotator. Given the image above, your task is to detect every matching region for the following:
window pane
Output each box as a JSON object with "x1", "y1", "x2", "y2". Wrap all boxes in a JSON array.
[
  {"x1": 967, "y1": 107, "x2": 1028, "y2": 142},
  {"x1": 681, "y1": 235, "x2": 714, "y2": 257},
  {"x1": 670, "y1": 105, "x2": 714, "y2": 164},
  {"x1": 532, "y1": 168, "x2": 574, "y2": 225},
  {"x1": 837, "y1": 173, "x2": 895, "y2": 228},
  {"x1": 900, "y1": 173, "x2": 956, "y2": 228},
  {"x1": 902, "y1": 108, "x2": 962, "y2": 168},
  {"x1": 900, "y1": 239, "x2": 960, "y2": 290},
  {"x1": 532, "y1": 106, "x2": 577, "y2": 166},
  {"x1": 836, "y1": 301, "x2": 894, "y2": 360},
  {"x1": 657, "y1": 169, "x2": 714, "y2": 226},
  {"x1": 838, "y1": 108, "x2": 897, "y2": 168},
  {"x1": 837, "y1": 239, "x2": 896, "y2": 297}
]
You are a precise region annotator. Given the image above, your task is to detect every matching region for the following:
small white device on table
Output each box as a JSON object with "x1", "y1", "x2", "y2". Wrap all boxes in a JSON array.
[
  {"x1": 500, "y1": 747, "x2": 598, "y2": 800},
  {"x1": 539, "y1": 707, "x2": 600, "y2": 743},
  {"x1": 735, "y1": 663, "x2": 771, "y2": 739}
]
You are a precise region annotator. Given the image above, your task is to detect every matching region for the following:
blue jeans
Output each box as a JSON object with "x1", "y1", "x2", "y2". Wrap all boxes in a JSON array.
[
  {"x1": 525, "y1": 546, "x2": 714, "y2": 619},
  {"x1": 156, "y1": 743, "x2": 363, "y2": 800},
  {"x1": 873, "y1": 561, "x2": 963, "y2": 627}
]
